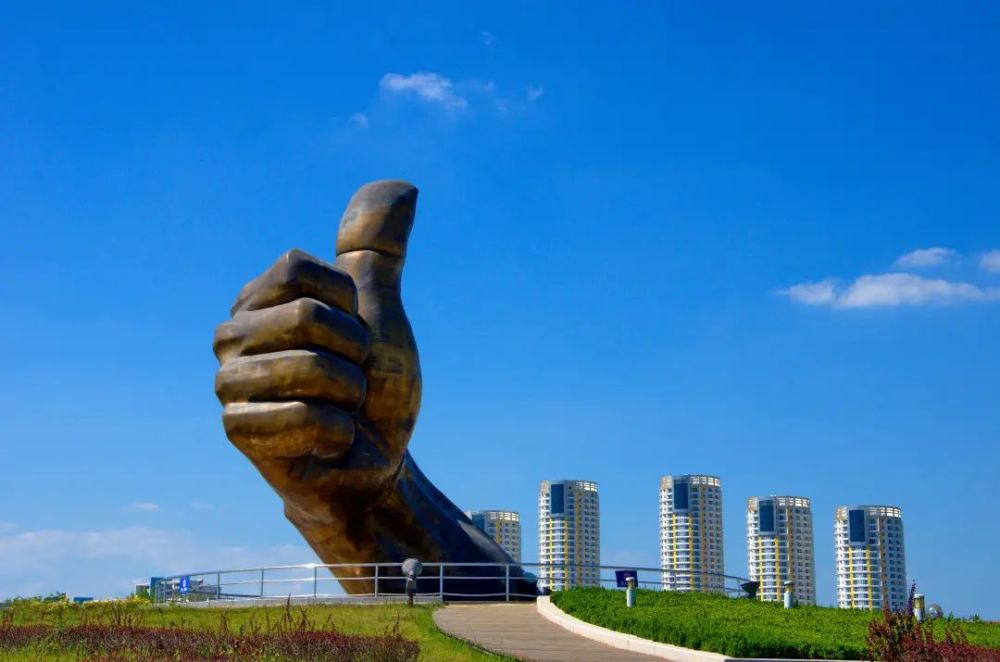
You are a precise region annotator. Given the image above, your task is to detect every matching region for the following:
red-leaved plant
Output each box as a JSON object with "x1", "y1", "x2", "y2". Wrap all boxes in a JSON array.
[
  {"x1": 0, "y1": 599, "x2": 418, "y2": 661},
  {"x1": 867, "y1": 584, "x2": 1000, "y2": 662}
]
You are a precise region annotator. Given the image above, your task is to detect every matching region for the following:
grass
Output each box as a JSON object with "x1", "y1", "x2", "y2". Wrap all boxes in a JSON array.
[
  {"x1": 551, "y1": 588, "x2": 1000, "y2": 660},
  {"x1": 0, "y1": 598, "x2": 507, "y2": 661}
]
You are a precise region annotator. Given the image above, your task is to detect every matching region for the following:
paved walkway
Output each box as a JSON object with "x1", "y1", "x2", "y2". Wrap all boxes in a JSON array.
[{"x1": 433, "y1": 603, "x2": 664, "y2": 661}]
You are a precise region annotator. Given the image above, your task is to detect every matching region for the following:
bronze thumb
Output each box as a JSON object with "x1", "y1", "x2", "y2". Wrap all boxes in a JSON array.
[{"x1": 335, "y1": 180, "x2": 422, "y2": 457}]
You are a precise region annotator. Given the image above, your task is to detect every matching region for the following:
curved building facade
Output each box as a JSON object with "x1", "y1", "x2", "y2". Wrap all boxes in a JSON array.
[
  {"x1": 835, "y1": 505, "x2": 907, "y2": 610},
  {"x1": 466, "y1": 510, "x2": 522, "y2": 562},
  {"x1": 538, "y1": 480, "x2": 600, "y2": 590},
  {"x1": 746, "y1": 496, "x2": 816, "y2": 605},
  {"x1": 659, "y1": 474, "x2": 724, "y2": 592}
]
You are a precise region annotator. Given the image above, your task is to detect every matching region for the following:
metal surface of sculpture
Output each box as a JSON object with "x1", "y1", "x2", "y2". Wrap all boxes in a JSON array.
[{"x1": 213, "y1": 180, "x2": 534, "y2": 598}]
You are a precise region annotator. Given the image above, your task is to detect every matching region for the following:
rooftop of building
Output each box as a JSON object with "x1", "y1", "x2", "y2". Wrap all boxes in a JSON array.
[
  {"x1": 835, "y1": 505, "x2": 903, "y2": 518},
  {"x1": 465, "y1": 510, "x2": 520, "y2": 522},
  {"x1": 659, "y1": 474, "x2": 721, "y2": 488},
  {"x1": 539, "y1": 480, "x2": 599, "y2": 491},
  {"x1": 747, "y1": 495, "x2": 812, "y2": 509}
]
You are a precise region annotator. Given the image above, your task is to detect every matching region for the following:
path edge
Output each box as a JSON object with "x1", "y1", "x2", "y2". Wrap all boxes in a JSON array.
[
  {"x1": 432, "y1": 605, "x2": 523, "y2": 661},
  {"x1": 536, "y1": 596, "x2": 869, "y2": 662}
]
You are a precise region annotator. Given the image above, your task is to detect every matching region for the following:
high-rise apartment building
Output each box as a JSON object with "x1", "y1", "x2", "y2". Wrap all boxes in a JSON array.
[
  {"x1": 466, "y1": 510, "x2": 522, "y2": 562},
  {"x1": 746, "y1": 496, "x2": 816, "y2": 605},
  {"x1": 659, "y1": 474, "x2": 724, "y2": 592},
  {"x1": 538, "y1": 480, "x2": 600, "y2": 590},
  {"x1": 835, "y1": 505, "x2": 907, "y2": 610}
]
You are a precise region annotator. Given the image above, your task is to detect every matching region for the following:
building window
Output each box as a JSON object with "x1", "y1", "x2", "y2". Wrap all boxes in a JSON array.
[
  {"x1": 674, "y1": 482, "x2": 689, "y2": 510},
  {"x1": 848, "y1": 509, "x2": 866, "y2": 544},
  {"x1": 550, "y1": 484, "x2": 565, "y2": 515}
]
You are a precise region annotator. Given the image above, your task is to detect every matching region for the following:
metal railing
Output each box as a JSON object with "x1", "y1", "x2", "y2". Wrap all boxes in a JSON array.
[{"x1": 150, "y1": 562, "x2": 751, "y2": 604}]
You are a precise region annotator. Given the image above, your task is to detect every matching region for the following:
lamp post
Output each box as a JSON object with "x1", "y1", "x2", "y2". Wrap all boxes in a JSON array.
[
  {"x1": 914, "y1": 594, "x2": 925, "y2": 622},
  {"x1": 402, "y1": 559, "x2": 423, "y2": 607},
  {"x1": 783, "y1": 580, "x2": 795, "y2": 609}
]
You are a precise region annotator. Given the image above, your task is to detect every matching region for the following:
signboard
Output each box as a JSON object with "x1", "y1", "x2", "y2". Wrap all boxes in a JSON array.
[
  {"x1": 615, "y1": 569, "x2": 638, "y2": 588},
  {"x1": 178, "y1": 576, "x2": 191, "y2": 594}
]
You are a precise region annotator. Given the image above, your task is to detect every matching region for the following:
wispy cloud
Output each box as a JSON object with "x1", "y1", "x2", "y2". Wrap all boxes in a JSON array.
[
  {"x1": 0, "y1": 526, "x2": 315, "y2": 599},
  {"x1": 778, "y1": 279, "x2": 839, "y2": 305},
  {"x1": 380, "y1": 72, "x2": 469, "y2": 110},
  {"x1": 349, "y1": 112, "x2": 369, "y2": 130},
  {"x1": 981, "y1": 250, "x2": 1000, "y2": 273},
  {"x1": 480, "y1": 31, "x2": 495, "y2": 46},
  {"x1": 128, "y1": 502, "x2": 160, "y2": 512},
  {"x1": 894, "y1": 247, "x2": 957, "y2": 268},
  {"x1": 0, "y1": 523, "x2": 16, "y2": 533},
  {"x1": 375, "y1": 71, "x2": 540, "y2": 115},
  {"x1": 780, "y1": 246, "x2": 1000, "y2": 309},
  {"x1": 838, "y1": 273, "x2": 997, "y2": 307},
  {"x1": 189, "y1": 502, "x2": 214, "y2": 511},
  {"x1": 779, "y1": 273, "x2": 1000, "y2": 309}
]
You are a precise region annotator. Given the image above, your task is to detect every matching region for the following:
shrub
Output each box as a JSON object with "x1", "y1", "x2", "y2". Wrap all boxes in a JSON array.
[{"x1": 867, "y1": 584, "x2": 1000, "y2": 662}]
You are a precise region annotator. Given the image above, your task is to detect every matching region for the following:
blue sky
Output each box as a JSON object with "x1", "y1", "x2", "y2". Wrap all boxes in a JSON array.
[{"x1": 2, "y1": 2, "x2": 998, "y2": 616}]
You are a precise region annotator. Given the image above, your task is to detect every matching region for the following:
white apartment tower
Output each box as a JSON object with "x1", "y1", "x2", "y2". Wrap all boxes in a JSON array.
[
  {"x1": 466, "y1": 510, "x2": 522, "y2": 562},
  {"x1": 746, "y1": 496, "x2": 816, "y2": 605},
  {"x1": 659, "y1": 475, "x2": 724, "y2": 592},
  {"x1": 538, "y1": 480, "x2": 600, "y2": 590},
  {"x1": 835, "y1": 505, "x2": 907, "y2": 610}
]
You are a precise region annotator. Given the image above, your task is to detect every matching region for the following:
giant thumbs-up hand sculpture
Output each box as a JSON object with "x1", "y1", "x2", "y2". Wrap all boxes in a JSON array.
[{"x1": 214, "y1": 181, "x2": 533, "y2": 597}]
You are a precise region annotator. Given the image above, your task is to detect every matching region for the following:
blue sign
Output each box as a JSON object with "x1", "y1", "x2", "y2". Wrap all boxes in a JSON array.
[
  {"x1": 615, "y1": 569, "x2": 638, "y2": 588},
  {"x1": 178, "y1": 576, "x2": 191, "y2": 594}
]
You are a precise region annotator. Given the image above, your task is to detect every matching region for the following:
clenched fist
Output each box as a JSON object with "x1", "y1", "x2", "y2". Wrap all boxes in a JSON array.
[{"x1": 214, "y1": 181, "x2": 533, "y2": 597}]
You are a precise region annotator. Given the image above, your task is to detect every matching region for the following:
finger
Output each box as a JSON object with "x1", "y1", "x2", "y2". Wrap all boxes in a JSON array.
[
  {"x1": 335, "y1": 181, "x2": 421, "y2": 454},
  {"x1": 232, "y1": 249, "x2": 358, "y2": 316},
  {"x1": 216, "y1": 349, "x2": 366, "y2": 412},
  {"x1": 223, "y1": 401, "x2": 354, "y2": 461},
  {"x1": 336, "y1": 180, "x2": 417, "y2": 258},
  {"x1": 213, "y1": 298, "x2": 369, "y2": 365}
]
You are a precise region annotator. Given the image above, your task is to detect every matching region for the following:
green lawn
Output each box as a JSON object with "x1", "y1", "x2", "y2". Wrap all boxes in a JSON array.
[
  {"x1": 1, "y1": 599, "x2": 508, "y2": 661},
  {"x1": 551, "y1": 588, "x2": 1000, "y2": 660}
]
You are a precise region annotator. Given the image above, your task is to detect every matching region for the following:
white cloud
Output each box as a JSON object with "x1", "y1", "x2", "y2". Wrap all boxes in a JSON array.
[
  {"x1": 349, "y1": 112, "x2": 369, "y2": 129},
  {"x1": 0, "y1": 523, "x2": 16, "y2": 533},
  {"x1": 980, "y1": 250, "x2": 1000, "y2": 273},
  {"x1": 779, "y1": 272, "x2": 1000, "y2": 308},
  {"x1": 527, "y1": 86, "x2": 545, "y2": 102},
  {"x1": 129, "y1": 501, "x2": 160, "y2": 512},
  {"x1": 380, "y1": 72, "x2": 468, "y2": 109},
  {"x1": 838, "y1": 273, "x2": 997, "y2": 307},
  {"x1": 777, "y1": 279, "x2": 839, "y2": 305},
  {"x1": 189, "y1": 502, "x2": 214, "y2": 511},
  {"x1": 481, "y1": 31, "x2": 495, "y2": 46},
  {"x1": 0, "y1": 527, "x2": 316, "y2": 600},
  {"x1": 894, "y1": 247, "x2": 956, "y2": 268}
]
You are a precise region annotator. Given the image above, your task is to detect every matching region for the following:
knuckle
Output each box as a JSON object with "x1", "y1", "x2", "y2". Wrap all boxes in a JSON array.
[
  {"x1": 280, "y1": 248, "x2": 311, "y2": 268},
  {"x1": 290, "y1": 297, "x2": 322, "y2": 325},
  {"x1": 275, "y1": 249, "x2": 311, "y2": 285},
  {"x1": 212, "y1": 320, "x2": 241, "y2": 358},
  {"x1": 213, "y1": 368, "x2": 235, "y2": 402}
]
